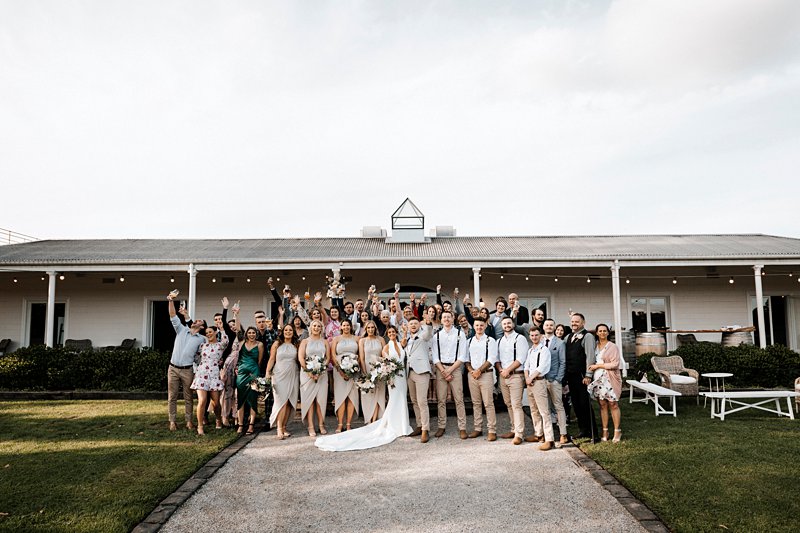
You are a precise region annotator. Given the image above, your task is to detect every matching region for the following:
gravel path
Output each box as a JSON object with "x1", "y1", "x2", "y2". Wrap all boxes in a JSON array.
[{"x1": 162, "y1": 417, "x2": 644, "y2": 533}]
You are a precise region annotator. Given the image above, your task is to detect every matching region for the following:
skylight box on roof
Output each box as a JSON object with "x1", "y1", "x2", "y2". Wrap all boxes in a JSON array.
[{"x1": 387, "y1": 198, "x2": 430, "y2": 243}]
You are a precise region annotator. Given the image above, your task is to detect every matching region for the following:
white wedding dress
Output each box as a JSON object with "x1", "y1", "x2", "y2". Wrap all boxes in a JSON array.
[{"x1": 315, "y1": 341, "x2": 412, "y2": 452}]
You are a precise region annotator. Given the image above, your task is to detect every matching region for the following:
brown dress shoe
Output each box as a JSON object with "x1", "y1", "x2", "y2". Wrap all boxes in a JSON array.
[
  {"x1": 409, "y1": 427, "x2": 422, "y2": 437},
  {"x1": 434, "y1": 428, "x2": 446, "y2": 438},
  {"x1": 487, "y1": 433, "x2": 497, "y2": 442},
  {"x1": 512, "y1": 436, "x2": 523, "y2": 445},
  {"x1": 467, "y1": 430, "x2": 482, "y2": 439},
  {"x1": 539, "y1": 441, "x2": 553, "y2": 451},
  {"x1": 459, "y1": 430, "x2": 468, "y2": 439},
  {"x1": 420, "y1": 430, "x2": 429, "y2": 443},
  {"x1": 524, "y1": 434, "x2": 542, "y2": 443},
  {"x1": 559, "y1": 435, "x2": 569, "y2": 446},
  {"x1": 499, "y1": 432, "x2": 515, "y2": 439}
]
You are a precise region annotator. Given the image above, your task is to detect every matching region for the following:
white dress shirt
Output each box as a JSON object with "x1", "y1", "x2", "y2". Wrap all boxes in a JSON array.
[
  {"x1": 524, "y1": 341, "x2": 551, "y2": 378},
  {"x1": 497, "y1": 332, "x2": 528, "y2": 370},
  {"x1": 467, "y1": 333, "x2": 498, "y2": 367},
  {"x1": 431, "y1": 326, "x2": 468, "y2": 365}
]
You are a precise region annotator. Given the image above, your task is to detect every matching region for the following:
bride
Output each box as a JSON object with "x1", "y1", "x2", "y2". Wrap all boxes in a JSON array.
[{"x1": 315, "y1": 325, "x2": 412, "y2": 451}]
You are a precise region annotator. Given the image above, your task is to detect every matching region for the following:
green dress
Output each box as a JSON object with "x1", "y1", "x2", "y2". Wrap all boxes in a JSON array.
[{"x1": 236, "y1": 344, "x2": 260, "y2": 411}]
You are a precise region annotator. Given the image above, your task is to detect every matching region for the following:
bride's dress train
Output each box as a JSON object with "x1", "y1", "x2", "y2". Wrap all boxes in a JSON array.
[{"x1": 315, "y1": 342, "x2": 412, "y2": 452}]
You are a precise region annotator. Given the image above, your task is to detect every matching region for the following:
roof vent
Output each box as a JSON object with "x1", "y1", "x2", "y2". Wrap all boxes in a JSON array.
[
  {"x1": 430, "y1": 226, "x2": 457, "y2": 237},
  {"x1": 361, "y1": 226, "x2": 387, "y2": 238},
  {"x1": 387, "y1": 198, "x2": 430, "y2": 243}
]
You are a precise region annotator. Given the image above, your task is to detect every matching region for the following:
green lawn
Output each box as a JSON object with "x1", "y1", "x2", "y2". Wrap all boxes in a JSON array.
[
  {"x1": 0, "y1": 400, "x2": 239, "y2": 533},
  {"x1": 580, "y1": 397, "x2": 800, "y2": 532}
]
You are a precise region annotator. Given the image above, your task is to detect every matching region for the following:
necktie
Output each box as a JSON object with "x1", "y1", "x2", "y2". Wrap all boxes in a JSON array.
[{"x1": 545, "y1": 339, "x2": 550, "y2": 347}]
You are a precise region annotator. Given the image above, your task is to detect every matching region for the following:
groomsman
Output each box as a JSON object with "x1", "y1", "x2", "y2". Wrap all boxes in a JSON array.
[
  {"x1": 431, "y1": 310, "x2": 469, "y2": 439},
  {"x1": 542, "y1": 318, "x2": 568, "y2": 446},
  {"x1": 495, "y1": 317, "x2": 529, "y2": 445},
  {"x1": 523, "y1": 328, "x2": 554, "y2": 451},
  {"x1": 402, "y1": 316, "x2": 433, "y2": 443},
  {"x1": 465, "y1": 316, "x2": 498, "y2": 441},
  {"x1": 565, "y1": 313, "x2": 599, "y2": 441}
]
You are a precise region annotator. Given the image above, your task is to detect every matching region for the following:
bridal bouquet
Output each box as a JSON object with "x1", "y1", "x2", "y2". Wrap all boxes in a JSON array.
[
  {"x1": 304, "y1": 354, "x2": 326, "y2": 377},
  {"x1": 374, "y1": 356, "x2": 406, "y2": 389},
  {"x1": 250, "y1": 376, "x2": 271, "y2": 395},
  {"x1": 356, "y1": 377, "x2": 375, "y2": 393},
  {"x1": 339, "y1": 353, "x2": 360, "y2": 379}
]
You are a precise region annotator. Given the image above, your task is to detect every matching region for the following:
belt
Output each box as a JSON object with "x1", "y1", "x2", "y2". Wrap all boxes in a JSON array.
[
  {"x1": 170, "y1": 363, "x2": 193, "y2": 370},
  {"x1": 513, "y1": 370, "x2": 525, "y2": 374},
  {"x1": 532, "y1": 376, "x2": 545, "y2": 380}
]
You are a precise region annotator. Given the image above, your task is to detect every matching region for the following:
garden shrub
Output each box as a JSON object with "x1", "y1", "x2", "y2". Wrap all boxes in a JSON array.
[{"x1": 0, "y1": 346, "x2": 171, "y2": 391}]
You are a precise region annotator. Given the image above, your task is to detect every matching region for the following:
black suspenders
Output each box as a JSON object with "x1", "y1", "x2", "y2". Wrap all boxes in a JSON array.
[{"x1": 436, "y1": 330, "x2": 460, "y2": 363}]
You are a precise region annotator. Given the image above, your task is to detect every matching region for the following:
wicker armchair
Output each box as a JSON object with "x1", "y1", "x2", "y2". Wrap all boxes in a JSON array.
[{"x1": 651, "y1": 356, "x2": 699, "y2": 400}]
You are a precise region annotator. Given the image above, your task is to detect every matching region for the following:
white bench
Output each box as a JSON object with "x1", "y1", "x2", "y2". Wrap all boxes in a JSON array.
[
  {"x1": 627, "y1": 379, "x2": 682, "y2": 417},
  {"x1": 700, "y1": 391, "x2": 800, "y2": 421}
]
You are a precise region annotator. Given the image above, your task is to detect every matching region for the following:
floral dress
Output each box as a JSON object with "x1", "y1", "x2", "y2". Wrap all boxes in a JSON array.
[
  {"x1": 190, "y1": 336, "x2": 229, "y2": 392},
  {"x1": 587, "y1": 343, "x2": 618, "y2": 402}
]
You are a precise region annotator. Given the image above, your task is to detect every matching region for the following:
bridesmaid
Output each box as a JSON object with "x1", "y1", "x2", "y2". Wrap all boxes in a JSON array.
[
  {"x1": 587, "y1": 324, "x2": 623, "y2": 442},
  {"x1": 331, "y1": 319, "x2": 360, "y2": 432},
  {"x1": 359, "y1": 320, "x2": 387, "y2": 423},
  {"x1": 235, "y1": 326, "x2": 263, "y2": 435},
  {"x1": 266, "y1": 323, "x2": 300, "y2": 440},
  {"x1": 298, "y1": 319, "x2": 330, "y2": 437}
]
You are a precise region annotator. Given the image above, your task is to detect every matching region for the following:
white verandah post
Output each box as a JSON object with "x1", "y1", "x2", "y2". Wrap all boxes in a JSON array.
[
  {"x1": 45, "y1": 271, "x2": 57, "y2": 348},
  {"x1": 611, "y1": 261, "x2": 626, "y2": 376},
  {"x1": 754, "y1": 265, "x2": 767, "y2": 348},
  {"x1": 472, "y1": 267, "x2": 481, "y2": 309},
  {"x1": 188, "y1": 263, "x2": 198, "y2": 320}
]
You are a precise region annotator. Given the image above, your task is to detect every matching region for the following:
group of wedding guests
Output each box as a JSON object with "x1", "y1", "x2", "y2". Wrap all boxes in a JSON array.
[{"x1": 165, "y1": 279, "x2": 623, "y2": 446}]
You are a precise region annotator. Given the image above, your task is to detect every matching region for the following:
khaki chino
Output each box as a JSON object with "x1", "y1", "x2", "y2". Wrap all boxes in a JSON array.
[
  {"x1": 407, "y1": 370, "x2": 431, "y2": 431},
  {"x1": 167, "y1": 365, "x2": 194, "y2": 424},
  {"x1": 435, "y1": 366, "x2": 466, "y2": 431},
  {"x1": 499, "y1": 373, "x2": 525, "y2": 437},
  {"x1": 468, "y1": 371, "x2": 496, "y2": 433}
]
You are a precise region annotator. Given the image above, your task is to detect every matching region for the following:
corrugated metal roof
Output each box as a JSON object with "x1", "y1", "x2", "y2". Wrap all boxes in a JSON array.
[{"x1": 0, "y1": 234, "x2": 799, "y2": 266}]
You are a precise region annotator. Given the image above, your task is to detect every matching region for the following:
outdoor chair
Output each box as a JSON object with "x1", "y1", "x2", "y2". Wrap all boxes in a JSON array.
[
  {"x1": 0, "y1": 338, "x2": 10, "y2": 356},
  {"x1": 64, "y1": 339, "x2": 93, "y2": 351},
  {"x1": 106, "y1": 338, "x2": 136, "y2": 350},
  {"x1": 651, "y1": 355, "x2": 699, "y2": 402},
  {"x1": 795, "y1": 377, "x2": 800, "y2": 411}
]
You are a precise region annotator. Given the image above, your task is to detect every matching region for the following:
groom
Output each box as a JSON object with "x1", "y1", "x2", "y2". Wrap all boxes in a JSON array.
[
  {"x1": 431, "y1": 310, "x2": 469, "y2": 439},
  {"x1": 402, "y1": 316, "x2": 433, "y2": 443}
]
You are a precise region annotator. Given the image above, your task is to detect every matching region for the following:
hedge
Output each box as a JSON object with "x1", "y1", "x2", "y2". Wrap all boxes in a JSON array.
[
  {"x1": 633, "y1": 343, "x2": 800, "y2": 389},
  {"x1": 0, "y1": 345, "x2": 171, "y2": 392}
]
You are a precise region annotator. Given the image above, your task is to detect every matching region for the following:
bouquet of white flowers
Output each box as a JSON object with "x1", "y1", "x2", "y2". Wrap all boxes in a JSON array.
[
  {"x1": 357, "y1": 377, "x2": 376, "y2": 393},
  {"x1": 250, "y1": 376, "x2": 271, "y2": 395},
  {"x1": 338, "y1": 353, "x2": 360, "y2": 379},
  {"x1": 374, "y1": 356, "x2": 406, "y2": 388},
  {"x1": 304, "y1": 353, "x2": 326, "y2": 377}
]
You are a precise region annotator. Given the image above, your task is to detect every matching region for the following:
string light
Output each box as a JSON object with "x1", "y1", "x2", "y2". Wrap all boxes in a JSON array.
[
  {"x1": 119, "y1": 275, "x2": 125, "y2": 282},
  {"x1": 170, "y1": 276, "x2": 175, "y2": 283},
  {"x1": 41, "y1": 276, "x2": 45, "y2": 281},
  {"x1": 729, "y1": 277, "x2": 735, "y2": 284},
  {"x1": 672, "y1": 277, "x2": 677, "y2": 284},
  {"x1": 212, "y1": 277, "x2": 217, "y2": 283},
  {"x1": 586, "y1": 276, "x2": 591, "y2": 284},
  {"x1": 302, "y1": 276, "x2": 306, "y2": 281},
  {"x1": 59, "y1": 275, "x2": 65, "y2": 281},
  {"x1": 554, "y1": 276, "x2": 558, "y2": 282},
  {"x1": 625, "y1": 277, "x2": 630, "y2": 284},
  {"x1": 525, "y1": 276, "x2": 529, "y2": 281},
  {"x1": 13, "y1": 278, "x2": 18, "y2": 283},
  {"x1": 246, "y1": 278, "x2": 251, "y2": 283},
  {"x1": 276, "y1": 277, "x2": 280, "y2": 282}
]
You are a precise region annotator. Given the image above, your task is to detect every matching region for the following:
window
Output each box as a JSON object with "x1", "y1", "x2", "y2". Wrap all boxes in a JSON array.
[
  {"x1": 750, "y1": 296, "x2": 787, "y2": 346},
  {"x1": 630, "y1": 297, "x2": 668, "y2": 333}
]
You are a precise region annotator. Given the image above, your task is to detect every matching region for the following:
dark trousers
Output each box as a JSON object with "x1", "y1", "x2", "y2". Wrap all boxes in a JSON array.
[{"x1": 565, "y1": 370, "x2": 597, "y2": 439}]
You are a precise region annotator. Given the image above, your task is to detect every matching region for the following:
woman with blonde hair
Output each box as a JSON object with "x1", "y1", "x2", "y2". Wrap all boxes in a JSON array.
[
  {"x1": 298, "y1": 319, "x2": 330, "y2": 436},
  {"x1": 331, "y1": 318, "x2": 360, "y2": 432},
  {"x1": 359, "y1": 320, "x2": 386, "y2": 423}
]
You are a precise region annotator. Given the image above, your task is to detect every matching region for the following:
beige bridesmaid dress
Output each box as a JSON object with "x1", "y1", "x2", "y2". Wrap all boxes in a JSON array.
[
  {"x1": 299, "y1": 338, "x2": 329, "y2": 421},
  {"x1": 360, "y1": 337, "x2": 386, "y2": 422},
  {"x1": 269, "y1": 342, "x2": 299, "y2": 428},
  {"x1": 333, "y1": 336, "x2": 360, "y2": 414}
]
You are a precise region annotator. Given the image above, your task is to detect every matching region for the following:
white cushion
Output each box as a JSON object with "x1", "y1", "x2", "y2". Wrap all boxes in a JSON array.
[{"x1": 669, "y1": 374, "x2": 696, "y2": 385}]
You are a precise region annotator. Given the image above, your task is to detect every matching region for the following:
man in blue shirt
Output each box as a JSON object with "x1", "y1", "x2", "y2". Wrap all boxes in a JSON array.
[
  {"x1": 167, "y1": 291, "x2": 206, "y2": 431},
  {"x1": 542, "y1": 319, "x2": 568, "y2": 446}
]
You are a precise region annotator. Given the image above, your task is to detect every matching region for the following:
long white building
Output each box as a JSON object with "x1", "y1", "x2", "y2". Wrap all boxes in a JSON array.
[{"x1": 1, "y1": 200, "x2": 799, "y2": 355}]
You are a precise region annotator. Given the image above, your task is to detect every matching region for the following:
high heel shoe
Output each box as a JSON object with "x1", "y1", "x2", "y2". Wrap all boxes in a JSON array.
[
  {"x1": 307, "y1": 426, "x2": 316, "y2": 437},
  {"x1": 319, "y1": 425, "x2": 327, "y2": 435},
  {"x1": 601, "y1": 428, "x2": 608, "y2": 442},
  {"x1": 276, "y1": 427, "x2": 286, "y2": 440},
  {"x1": 346, "y1": 423, "x2": 351, "y2": 431},
  {"x1": 245, "y1": 424, "x2": 255, "y2": 435},
  {"x1": 335, "y1": 423, "x2": 343, "y2": 433},
  {"x1": 613, "y1": 429, "x2": 622, "y2": 443}
]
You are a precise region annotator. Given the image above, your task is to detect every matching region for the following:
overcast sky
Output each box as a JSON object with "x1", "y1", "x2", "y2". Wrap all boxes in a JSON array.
[{"x1": 2, "y1": 0, "x2": 799, "y2": 241}]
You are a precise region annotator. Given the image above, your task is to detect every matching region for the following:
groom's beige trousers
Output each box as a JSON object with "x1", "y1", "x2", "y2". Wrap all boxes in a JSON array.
[{"x1": 407, "y1": 370, "x2": 431, "y2": 431}]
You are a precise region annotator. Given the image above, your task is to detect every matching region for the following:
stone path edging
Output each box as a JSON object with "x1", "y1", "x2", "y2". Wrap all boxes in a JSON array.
[
  {"x1": 131, "y1": 430, "x2": 259, "y2": 533},
  {"x1": 564, "y1": 446, "x2": 670, "y2": 533}
]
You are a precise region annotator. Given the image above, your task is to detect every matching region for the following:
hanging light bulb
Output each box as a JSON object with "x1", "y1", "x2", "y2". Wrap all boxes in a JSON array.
[
  {"x1": 302, "y1": 276, "x2": 306, "y2": 281},
  {"x1": 729, "y1": 277, "x2": 735, "y2": 284},
  {"x1": 246, "y1": 278, "x2": 251, "y2": 283},
  {"x1": 554, "y1": 275, "x2": 558, "y2": 282},
  {"x1": 500, "y1": 275, "x2": 504, "y2": 279},
  {"x1": 276, "y1": 277, "x2": 280, "y2": 282},
  {"x1": 586, "y1": 276, "x2": 591, "y2": 284},
  {"x1": 525, "y1": 276, "x2": 529, "y2": 281},
  {"x1": 672, "y1": 277, "x2": 677, "y2": 285},
  {"x1": 13, "y1": 278, "x2": 18, "y2": 283},
  {"x1": 212, "y1": 277, "x2": 217, "y2": 283},
  {"x1": 170, "y1": 276, "x2": 175, "y2": 283},
  {"x1": 625, "y1": 277, "x2": 630, "y2": 284},
  {"x1": 59, "y1": 274, "x2": 65, "y2": 281},
  {"x1": 119, "y1": 275, "x2": 125, "y2": 282}
]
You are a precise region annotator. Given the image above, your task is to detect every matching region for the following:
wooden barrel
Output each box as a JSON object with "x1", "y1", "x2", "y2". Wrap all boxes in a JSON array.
[
  {"x1": 721, "y1": 331, "x2": 753, "y2": 346},
  {"x1": 635, "y1": 332, "x2": 667, "y2": 356},
  {"x1": 620, "y1": 331, "x2": 637, "y2": 367}
]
